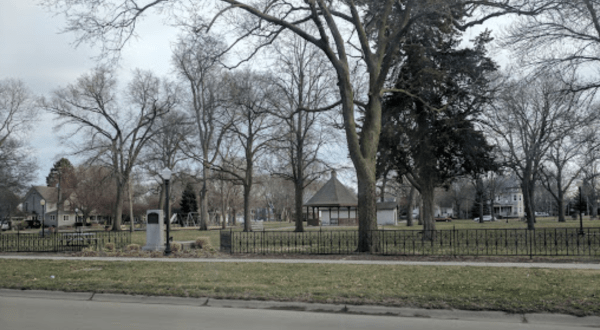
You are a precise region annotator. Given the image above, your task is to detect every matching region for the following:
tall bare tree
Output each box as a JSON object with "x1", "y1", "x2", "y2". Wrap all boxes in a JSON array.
[
  {"x1": 217, "y1": 70, "x2": 280, "y2": 232},
  {"x1": 172, "y1": 31, "x2": 232, "y2": 231},
  {"x1": 40, "y1": 68, "x2": 177, "y2": 231},
  {"x1": 268, "y1": 32, "x2": 337, "y2": 232}
]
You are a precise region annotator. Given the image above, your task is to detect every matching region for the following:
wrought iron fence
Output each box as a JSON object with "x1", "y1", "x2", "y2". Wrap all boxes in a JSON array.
[
  {"x1": 220, "y1": 227, "x2": 600, "y2": 257},
  {"x1": 0, "y1": 231, "x2": 131, "y2": 253}
]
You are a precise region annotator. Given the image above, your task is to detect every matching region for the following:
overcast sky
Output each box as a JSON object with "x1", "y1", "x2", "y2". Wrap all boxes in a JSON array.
[
  {"x1": 1, "y1": 0, "x2": 511, "y2": 188},
  {"x1": 1, "y1": 0, "x2": 180, "y2": 185}
]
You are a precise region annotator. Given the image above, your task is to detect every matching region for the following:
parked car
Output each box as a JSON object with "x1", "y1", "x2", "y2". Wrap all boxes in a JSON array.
[
  {"x1": 434, "y1": 217, "x2": 452, "y2": 222},
  {"x1": 535, "y1": 212, "x2": 550, "y2": 217},
  {"x1": 0, "y1": 221, "x2": 9, "y2": 231},
  {"x1": 473, "y1": 215, "x2": 496, "y2": 222}
]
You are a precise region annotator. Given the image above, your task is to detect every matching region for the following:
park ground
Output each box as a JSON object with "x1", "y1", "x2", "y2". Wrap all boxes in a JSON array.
[{"x1": 1, "y1": 217, "x2": 600, "y2": 317}]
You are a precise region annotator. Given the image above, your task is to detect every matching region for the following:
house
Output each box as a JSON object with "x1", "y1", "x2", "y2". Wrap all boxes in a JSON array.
[
  {"x1": 493, "y1": 182, "x2": 525, "y2": 218},
  {"x1": 22, "y1": 186, "x2": 78, "y2": 228},
  {"x1": 304, "y1": 171, "x2": 398, "y2": 226},
  {"x1": 376, "y1": 201, "x2": 398, "y2": 225}
]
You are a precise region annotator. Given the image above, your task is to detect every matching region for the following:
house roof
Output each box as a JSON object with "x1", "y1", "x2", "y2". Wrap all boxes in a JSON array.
[
  {"x1": 377, "y1": 201, "x2": 397, "y2": 210},
  {"x1": 31, "y1": 186, "x2": 59, "y2": 202},
  {"x1": 304, "y1": 171, "x2": 358, "y2": 207}
]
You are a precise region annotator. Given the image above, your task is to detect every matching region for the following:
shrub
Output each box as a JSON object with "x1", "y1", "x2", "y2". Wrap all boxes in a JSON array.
[
  {"x1": 194, "y1": 237, "x2": 211, "y2": 249},
  {"x1": 104, "y1": 242, "x2": 115, "y2": 252},
  {"x1": 125, "y1": 244, "x2": 141, "y2": 252},
  {"x1": 15, "y1": 221, "x2": 27, "y2": 231},
  {"x1": 170, "y1": 242, "x2": 182, "y2": 252}
]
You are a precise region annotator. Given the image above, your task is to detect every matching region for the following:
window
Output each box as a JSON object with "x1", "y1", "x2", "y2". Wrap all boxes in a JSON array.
[
  {"x1": 63, "y1": 215, "x2": 69, "y2": 221},
  {"x1": 519, "y1": 195, "x2": 522, "y2": 201},
  {"x1": 50, "y1": 215, "x2": 56, "y2": 221},
  {"x1": 514, "y1": 195, "x2": 517, "y2": 201}
]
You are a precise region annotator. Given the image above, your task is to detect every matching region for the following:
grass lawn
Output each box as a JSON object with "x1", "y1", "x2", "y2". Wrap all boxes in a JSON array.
[{"x1": 0, "y1": 259, "x2": 598, "y2": 316}]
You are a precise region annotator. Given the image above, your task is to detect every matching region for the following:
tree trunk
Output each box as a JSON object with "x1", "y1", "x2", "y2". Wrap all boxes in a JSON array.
[
  {"x1": 129, "y1": 177, "x2": 134, "y2": 232},
  {"x1": 232, "y1": 208, "x2": 237, "y2": 226},
  {"x1": 243, "y1": 183, "x2": 252, "y2": 232},
  {"x1": 294, "y1": 179, "x2": 304, "y2": 232},
  {"x1": 522, "y1": 180, "x2": 535, "y2": 230},
  {"x1": 557, "y1": 185, "x2": 566, "y2": 223},
  {"x1": 199, "y1": 175, "x2": 209, "y2": 231},
  {"x1": 407, "y1": 186, "x2": 415, "y2": 227},
  {"x1": 418, "y1": 197, "x2": 423, "y2": 226},
  {"x1": 112, "y1": 179, "x2": 124, "y2": 231},
  {"x1": 355, "y1": 167, "x2": 378, "y2": 252},
  {"x1": 420, "y1": 181, "x2": 436, "y2": 240}
]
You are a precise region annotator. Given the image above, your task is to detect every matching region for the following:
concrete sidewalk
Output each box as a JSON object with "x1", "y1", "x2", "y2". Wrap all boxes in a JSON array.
[
  {"x1": 1, "y1": 289, "x2": 599, "y2": 328},
  {"x1": 1, "y1": 255, "x2": 600, "y2": 269}
]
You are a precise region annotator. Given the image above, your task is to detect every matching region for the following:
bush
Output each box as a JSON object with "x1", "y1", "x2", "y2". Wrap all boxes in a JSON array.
[
  {"x1": 194, "y1": 237, "x2": 211, "y2": 250},
  {"x1": 170, "y1": 242, "x2": 182, "y2": 252},
  {"x1": 125, "y1": 244, "x2": 141, "y2": 252},
  {"x1": 104, "y1": 242, "x2": 115, "y2": 252},
  {"x1": 15, "y1": 221, "x2": 27, "y2": 231}
]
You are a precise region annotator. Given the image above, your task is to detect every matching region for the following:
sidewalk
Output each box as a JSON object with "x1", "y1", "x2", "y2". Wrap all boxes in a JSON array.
[
  {"x1": 1, "y1": 289, "x2": 599, "y2": 328},
  {"x1": 2, "y1": 255, "x2": 600, "y2": 269}
]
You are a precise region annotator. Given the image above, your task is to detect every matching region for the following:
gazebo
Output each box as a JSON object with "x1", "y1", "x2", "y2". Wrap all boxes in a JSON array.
[{"x1": 304, "y1": 171, "x2": 358, "y2": 226}]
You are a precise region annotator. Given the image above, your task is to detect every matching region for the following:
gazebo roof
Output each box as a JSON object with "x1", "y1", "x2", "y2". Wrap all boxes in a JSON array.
[{"x1": 304, "y1": 171, "x2": 358, "y2": 207}]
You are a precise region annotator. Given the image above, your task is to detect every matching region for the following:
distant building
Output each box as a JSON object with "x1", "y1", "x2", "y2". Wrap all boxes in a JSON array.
[
  {"x1": 304, "y1": 171, "x2": 398, "y2": 226},
  {"x1": 22, "y1": 186, "x2": 78, "y2": 227},
  {"x1": 493, "y1": 180, "x2": 524, "y2": 218}
]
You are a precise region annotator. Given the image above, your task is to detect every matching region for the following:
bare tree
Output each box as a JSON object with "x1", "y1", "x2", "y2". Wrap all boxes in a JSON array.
[
  {"x1": 487, "y1": 72, "x2": 586, "y2": 229},
  {"x1": 141, "y1": 110, "x2": 192, "y2": 228},
  {"x1": 0, "y1": 79, "x2": 38, "y2": 192},
  {"x1": 40, "y1": 68, "x2": 177, "y2": 231},
  {"x1": 173, "y1": 30, "x2": 232, "y2": 231},
  {"x1": 502, "y1": 0, "x2": 600, "y2": 93},
  {"x1": 216, "y1": 70, "x2": 280, "y2": 232},
  {"x1": 267, "y1": 32, "x2": 337, "y2": 232},
  {"x1": 71, "y1": 165, "x2": 115, "y2": 224},
  {"x1": 540, "y1": 121, "x2": 598, "y2": 222},
  {"x1": 0, "y1": 78, "x2": 36, "y2": 147}
]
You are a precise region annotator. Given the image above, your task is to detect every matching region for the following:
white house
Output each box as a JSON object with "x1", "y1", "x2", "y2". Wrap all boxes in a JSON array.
[
  {"x1": 493, "y1": 182, "x2": 525, "y2": 218},
  {"x1": 22, "y1": 186, "x2": 78, "y2": 228}
]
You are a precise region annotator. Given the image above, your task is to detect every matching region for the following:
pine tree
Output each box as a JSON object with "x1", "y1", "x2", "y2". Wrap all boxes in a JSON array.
[{"x1": 180, "y1": 183, "x2": 198, "y2": 215}]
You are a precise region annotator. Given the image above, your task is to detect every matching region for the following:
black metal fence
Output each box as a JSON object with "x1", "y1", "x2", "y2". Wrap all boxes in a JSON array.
[
  {"x1": 0, "y1": 231, "x2": 131, "y2": 253},
  {"x1": 220, "y1": 227, "x2": 600, "y2": 257}
]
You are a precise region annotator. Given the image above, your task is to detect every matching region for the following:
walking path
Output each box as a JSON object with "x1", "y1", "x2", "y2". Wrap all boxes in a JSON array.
[{"x1": 1, "y1": 255, "x2": 600, "y2": 269}]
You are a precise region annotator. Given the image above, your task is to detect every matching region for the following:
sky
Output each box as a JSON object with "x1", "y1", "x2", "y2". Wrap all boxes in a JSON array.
[
  {"x1": 1, "y1": 0, "x2": 180, "y2": 185},
  {"x1": 1, "y1": 0, "x2": 511, "y2": 188}
]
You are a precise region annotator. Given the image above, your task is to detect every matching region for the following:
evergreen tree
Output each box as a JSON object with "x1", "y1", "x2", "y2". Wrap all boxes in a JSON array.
[
  {"x1": 46, "y1": 158, "x2": 76, "y2": 188},
  {"x1": 180, "y1": 183, "x2": 198, "y2": 214},
  {"x1": 378, "y1": 18, "x2": 498, "y2": 236}
]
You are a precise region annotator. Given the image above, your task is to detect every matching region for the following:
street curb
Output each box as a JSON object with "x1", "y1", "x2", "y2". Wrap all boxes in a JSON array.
[{"x1": 2, "y1": 289, "x2": 599, "y2": 327}]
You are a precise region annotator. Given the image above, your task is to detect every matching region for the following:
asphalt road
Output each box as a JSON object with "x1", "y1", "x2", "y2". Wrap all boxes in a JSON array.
[{"x1": 1, "y1": 292, "x2": 598, "y2": 330}]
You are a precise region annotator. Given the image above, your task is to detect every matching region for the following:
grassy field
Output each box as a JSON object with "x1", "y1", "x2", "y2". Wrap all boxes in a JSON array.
[{"x1": 0, "y1": 259, "x2": 598, "y2": 316}]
